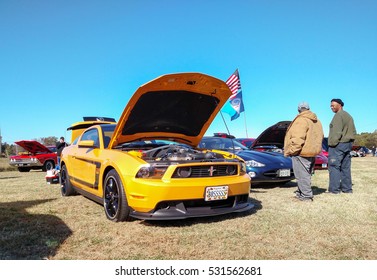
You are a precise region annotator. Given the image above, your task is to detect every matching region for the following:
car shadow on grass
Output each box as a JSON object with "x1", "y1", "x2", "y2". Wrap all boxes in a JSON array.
[
  {"x1": 0, "y1": 199, "x2": 72, "y2": 260},
  {"x1": 141, "y1": 195, "x2": 262, "y2": 228},
  {"x1": 251, "y1": 180, "x2": 298, "y2": 192},
  {"x1": 251, "y1": 181, "x2": 326, "y2": 197},
  {"x1": 0, "y1": 176, "x2": 22, "y2": 180}
]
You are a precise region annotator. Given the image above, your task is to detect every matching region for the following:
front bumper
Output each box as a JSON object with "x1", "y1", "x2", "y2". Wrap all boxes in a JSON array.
[
  {"x1": 124, "y1": 174, "x2": 252, "y2": 219},
  {"x1": 9, "y1": 160, "x2": 42, "y2": 167},
  {"x1": 129, "y1": 195, "x2": 254, "y2": 220},
  {"x1": 248, "y1": 168, "x2": 295, "y2": 184},
  {"x1": 314, "y1": 163, "x2": 328, "y2": 170}
]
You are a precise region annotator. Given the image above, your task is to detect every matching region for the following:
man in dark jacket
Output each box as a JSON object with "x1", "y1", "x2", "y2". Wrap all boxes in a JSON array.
[
  {"x1": 56, "y1": 137, "x2": 67, "y2": 166},
  {"x1": 328, "y1": 98, "x2": 356, "y2": 194}
]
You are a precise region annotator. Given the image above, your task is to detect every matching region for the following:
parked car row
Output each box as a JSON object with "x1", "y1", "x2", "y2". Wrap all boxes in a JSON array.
[
  {"x1": 351, "y1": 146, "x2": 368, "y2": 157},
  {"x1": 318, "y1": 137, "x2": 372, "y2": 158},
  {"x1": 8, "y1": 73, "x2": 330, "y2": 223}
]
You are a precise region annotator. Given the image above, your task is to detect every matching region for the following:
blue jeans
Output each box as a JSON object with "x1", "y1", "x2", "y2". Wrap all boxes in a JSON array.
[{"x1": 328, "y1": 142, "x2": 353, "y2": 193}]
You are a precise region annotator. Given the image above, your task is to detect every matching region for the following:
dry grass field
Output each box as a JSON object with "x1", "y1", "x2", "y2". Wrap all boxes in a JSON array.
[{"x1": 0, "y1": 157, "x2": 376, "y2": 260}]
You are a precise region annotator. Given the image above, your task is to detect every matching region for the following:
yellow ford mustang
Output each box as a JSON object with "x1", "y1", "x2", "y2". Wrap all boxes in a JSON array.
[{"x1": 60, "y1": 73, "x2": 253, "y2": 221}]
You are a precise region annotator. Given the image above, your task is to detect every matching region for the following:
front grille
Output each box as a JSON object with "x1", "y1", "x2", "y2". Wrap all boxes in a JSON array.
[
  {"x1": 155, "y1": 194, "x2": 249, "y2": 210},
  {"x1": 184, "y1": 196, "x2": 235, "y2": 208},
  {"x1": 172, "y1": 164, "x2": 238, "y2": 178},
  {"x1": 11, "y1": 159, "x2": 33, "y2": 163}
]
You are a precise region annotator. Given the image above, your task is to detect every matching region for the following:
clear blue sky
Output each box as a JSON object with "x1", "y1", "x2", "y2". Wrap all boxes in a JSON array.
[{"x1": 1, "y1": 0, "x2": 376, "y2": 144}]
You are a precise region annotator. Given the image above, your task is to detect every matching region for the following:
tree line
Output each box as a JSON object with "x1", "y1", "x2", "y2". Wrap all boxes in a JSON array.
[{"x1": 354, "y1": 130, "x2": 377, "y2": 149}]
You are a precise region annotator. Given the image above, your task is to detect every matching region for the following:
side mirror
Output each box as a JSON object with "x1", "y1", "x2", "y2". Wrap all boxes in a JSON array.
[{"x1": 78, "y1": 140, "x2": 96, "y2": 148}]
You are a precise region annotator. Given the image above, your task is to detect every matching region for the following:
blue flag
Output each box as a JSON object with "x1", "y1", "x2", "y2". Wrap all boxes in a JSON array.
[{"x1": 222, "y1": 70, "x2": 245, "y2": 121}]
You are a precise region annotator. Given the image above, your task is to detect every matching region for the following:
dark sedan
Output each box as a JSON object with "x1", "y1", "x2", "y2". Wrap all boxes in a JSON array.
[
  {"x1": 199, "y1": 136, "x2": 294, "y2": 185},
  {"x1": 250, "y1": 121, "x2": 328, "y2": 170}
]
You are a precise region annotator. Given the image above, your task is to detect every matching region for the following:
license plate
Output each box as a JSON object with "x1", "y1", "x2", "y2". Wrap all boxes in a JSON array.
[
  {"x1": 278, "y1": 169, "x2": 290, "y2": 177},
  {"x1": 205, "y1": 186, "x2": 228, "y2": 201}
]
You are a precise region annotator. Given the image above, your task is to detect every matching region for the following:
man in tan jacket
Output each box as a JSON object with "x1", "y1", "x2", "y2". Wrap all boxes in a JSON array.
[{"x1": 284, "y1": 102, "x2": 324, "y2": 201}]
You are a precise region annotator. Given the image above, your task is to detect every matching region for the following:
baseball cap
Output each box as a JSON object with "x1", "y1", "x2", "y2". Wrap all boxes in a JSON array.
[{"x1": 298, "y1": 101, "x2": 310, "y2": 111}]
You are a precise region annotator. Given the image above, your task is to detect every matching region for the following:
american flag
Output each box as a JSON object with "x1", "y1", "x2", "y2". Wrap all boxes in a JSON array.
[
  {"x1": 222, "y1": 69, "x2": 245, "y2": 121},
  {"x1": 225, "y1": 69, "x2": 241, "y2": 97}
]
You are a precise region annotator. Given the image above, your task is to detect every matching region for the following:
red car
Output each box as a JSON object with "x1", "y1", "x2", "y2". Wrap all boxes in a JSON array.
[
  {"x1": 236, "y1": 138, "x2": 256, "y2": 148},
  {"x1": 314, "y1": 150, "x2": 328, "y2": 170},
  {"x1": 9, "y1": 140, "x2": 57, "y2": 172}
]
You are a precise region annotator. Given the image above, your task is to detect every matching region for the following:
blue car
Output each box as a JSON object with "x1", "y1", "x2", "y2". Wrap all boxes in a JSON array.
[{"x1": 199, "y1": 136, "x2": 294, "y2": 185}]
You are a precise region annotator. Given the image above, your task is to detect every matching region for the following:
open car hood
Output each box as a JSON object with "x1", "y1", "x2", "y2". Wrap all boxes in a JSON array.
[
  {"x1": 250, "y1": 121, "x2": 291, "y2": 149},
  {"x1": 109, "y1": 73, "x2": 232, "y2": 148},
  {"x1": 15, "y1": 140, "x2": 53, "y2": 154}
]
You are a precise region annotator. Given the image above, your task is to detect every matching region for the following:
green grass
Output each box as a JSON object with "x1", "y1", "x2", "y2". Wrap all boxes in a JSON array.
[{"x1": 0, "y1": 157, "x2": 376, "y2": 260}]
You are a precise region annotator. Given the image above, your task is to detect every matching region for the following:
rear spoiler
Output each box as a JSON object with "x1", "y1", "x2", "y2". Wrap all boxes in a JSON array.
[
  {"x1": 66, "y1": 117, "x2": 116, "y2": 143},
  {"x1": 83, "y1": 117, "x2": 116, "y2": 122}
]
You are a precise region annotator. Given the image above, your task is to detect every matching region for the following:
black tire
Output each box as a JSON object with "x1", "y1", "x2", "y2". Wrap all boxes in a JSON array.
[
  {"x1": 42, "y1": 160, "x2": 55, "y2": 171},
  {"x1": 18, "y1": 167, "x2": 31, "y2": 172},
  {"x1": 103, "y1": 169, "x2": 131, "y2": 222},
  {"x1": 60, "y1": 165, "x2": 76, "y2": 196}
]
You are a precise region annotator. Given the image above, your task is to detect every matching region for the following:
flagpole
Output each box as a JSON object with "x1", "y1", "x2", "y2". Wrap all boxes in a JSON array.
[
  {"x1": 219, "y1": 111, "x2": 233, "y2": 137},
  {"x1": 237, "y1": 68, "x2": 248, "y2": 138},
  {"x1": 243, "y1": 110, "x2": 248, "y2": 138}
]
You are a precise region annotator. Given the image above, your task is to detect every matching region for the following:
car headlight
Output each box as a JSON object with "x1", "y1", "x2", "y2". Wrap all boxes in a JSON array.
[
  {"x1": 136, "y1": 164, "x2": 168, "y2": 179},
  {"x1": 245, "y1": 160, "x2": 265, "y2": 168}
]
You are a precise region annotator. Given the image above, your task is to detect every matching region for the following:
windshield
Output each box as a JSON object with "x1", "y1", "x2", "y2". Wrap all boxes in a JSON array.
[
  {"x1": 199, "y1": 137, "x2": 248, "y2": 151},
  {"x1": 101, "y1": 124, "x2": 116, "y2": 148}
]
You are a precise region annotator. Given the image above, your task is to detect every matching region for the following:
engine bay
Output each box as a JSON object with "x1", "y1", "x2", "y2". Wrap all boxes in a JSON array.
[
  {"x1": 141, "y1": 144, "x2": 224, "y2": 162},
  {"x1": 119, "y1": 142, "x2": 227, "y2": 163}
]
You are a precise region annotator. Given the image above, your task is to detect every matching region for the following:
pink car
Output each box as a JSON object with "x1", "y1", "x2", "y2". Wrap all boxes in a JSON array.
[{"x1": 314, "y1": 150, "x2": 328, "y2": 170}]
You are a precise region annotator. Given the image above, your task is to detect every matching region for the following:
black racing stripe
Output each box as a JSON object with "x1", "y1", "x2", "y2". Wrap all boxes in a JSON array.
[
  {"x1": 76, "y1": 157, "x2": 101, "y2": 168},
  {"x1": 72, "y1": 176, "x2": 96, "y2": 189},
  {"x1": 72, "y1": 157, "x2": 102, "y2": 189}
]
